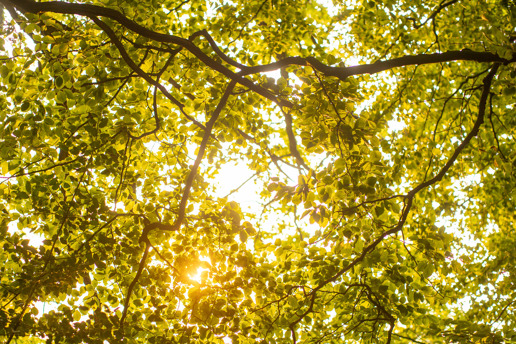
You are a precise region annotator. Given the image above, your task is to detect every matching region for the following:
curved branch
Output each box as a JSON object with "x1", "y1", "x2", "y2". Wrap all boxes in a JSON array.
[
  {"x1": 408, "y1": 0, "x2": 460, "y2": 29},
  {"x1": 409, "y1": 63, "x2": 500, "y2": 195},
  {"x1": 10, "y1": 1, "x2": 511, "y2": 108},
  {"x1": 242, "y1": 51, "x2": 513, "y2": 80},
  {"x1": 325, "y1": 63, "x2": 499, "y2": 290},
  {"x1": 90, "y1": 17, "x2": 206, "y2": 130},
  {"x1": 189, "y1": 29, "x2": 247, "y2": 70},
  {"x1": 9, "y1": 0, "x2": 289, "y2": 106},
  {"x1": 289, "y1": 63, "x2": 500, "y2": 330}
]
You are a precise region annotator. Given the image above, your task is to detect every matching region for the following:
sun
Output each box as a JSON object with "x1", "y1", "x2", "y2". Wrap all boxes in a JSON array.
[
  {"x1": 189, "y1": 266, "x2": 210, "y2": 284},
  {"x1": 188, "y1": 257, "x2": 212, "y2": 284}
]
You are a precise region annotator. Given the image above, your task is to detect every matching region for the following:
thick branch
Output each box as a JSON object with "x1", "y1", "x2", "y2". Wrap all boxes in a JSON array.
[
  {"x1": 189, "y1": 29, "x2": 247, "y2": 70},
  {"x1": 409, "y1": 63, "x2": 500, "y2": 195},
  {"x1": 8, "y1": 0, "x2": 288, "y2": 106},
  {"x1": 243, "y1": 51, "x2": 513, "y2": 80},
  {"x1": 321, "y1": 63, "x2": 499, "y2": 291},
  {"x1": 283, "y1": 109, "x2": 309, "y2": 169},
  {"x1": 10, "y1": 1, "x2": 511, "y2": 107}
]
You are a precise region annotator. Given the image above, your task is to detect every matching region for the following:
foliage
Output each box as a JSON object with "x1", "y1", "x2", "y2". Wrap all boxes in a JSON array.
[{"x1": 0, "y1": 0, "x2": 515, "y2": 343}]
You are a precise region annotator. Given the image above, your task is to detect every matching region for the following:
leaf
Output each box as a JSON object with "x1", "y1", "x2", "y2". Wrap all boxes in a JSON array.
[
  {"x1": 73, "y1": 310, "x2": 81, "y2": 322},
  {"x1": 239, "y1": 229, "x2": 248, "y2": 242},
  {"x1": 0, "y1": 65, "x2": 9, "y2": 78},
  {"x1": 55, "y1": 76, "x2": 64, "y2": 88},
  {"x1": 20, "y1": 101, "x2": 30, "y2": 111},
  {"x1": 85, "y1": 65, "x2": 95, "y2": 77}
]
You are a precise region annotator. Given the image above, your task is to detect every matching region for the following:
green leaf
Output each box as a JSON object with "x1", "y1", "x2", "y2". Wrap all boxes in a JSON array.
[
  {"x1": 20, "y1": 101, "x2": 30, "y2": 111},
  {"x1": 85, "y1": 65, "x2": 95, "y2": 76},
  {"x1": 55, "y1": 75, "x2": 64, "y2": 88},
  {"x1": 73, "y1": 310, "x2": 81, "y2": 322}
]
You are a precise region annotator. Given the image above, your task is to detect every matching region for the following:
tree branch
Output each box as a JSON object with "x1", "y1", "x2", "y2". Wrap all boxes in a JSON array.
[
  {"x1": 242, "y1": 51, "x2": 513, "y2": 80},
  {"x1": 8, "y1": 0, "x2": 289, "y2": 106},
  {"x1": 10, "y1": 0, "x2": 511, "y2": 108},
  {"x1": 120, "y1": 241, "x2": 150, "y2": 329},
  {"x1": 408, "y1": 0, "x2": 460, "y2": 29},
  {"x1": 90, "y1": 17, "x2": 207, "y2": 130},
  {"x1": 289, "y1": 63, "x2": 500, "y2": 330},
  {"x1": 172, "y1": 80, "x2": 237, "y2": 230},
  {"x1": 409, "y1": 63, "x2": 500, "y2": 196},
  {"x1": 282, "y1": 108, "x2": 309, "y2": 169},
  {"x1": 189, "y1": 29, "x2": 247, "y2": 70}
]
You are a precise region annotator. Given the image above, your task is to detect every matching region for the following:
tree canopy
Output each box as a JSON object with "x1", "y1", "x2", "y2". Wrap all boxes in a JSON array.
[{"x1": 0, "y1": 0, "x2": 515, "y2": 343}]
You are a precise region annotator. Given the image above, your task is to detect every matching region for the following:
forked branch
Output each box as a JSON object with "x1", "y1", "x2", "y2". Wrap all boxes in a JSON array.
[
  {"x1": 288, "y1": 63, "x2": 500, "y2": 340},
  {"x1": 6, "y1": 0, "x2": 513, "y2": 107}
]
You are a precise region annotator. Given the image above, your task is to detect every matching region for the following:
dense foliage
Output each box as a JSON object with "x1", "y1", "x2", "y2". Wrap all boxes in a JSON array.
[{"x1": 0, "y1": 0, "x2": 515, "y2": 343}]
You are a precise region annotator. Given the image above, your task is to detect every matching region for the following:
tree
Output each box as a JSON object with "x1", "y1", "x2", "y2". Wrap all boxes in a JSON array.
[{"x1": 0, "y1": 0, "x2": 515, "y2": 342}]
